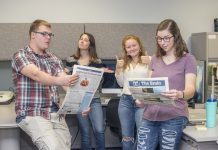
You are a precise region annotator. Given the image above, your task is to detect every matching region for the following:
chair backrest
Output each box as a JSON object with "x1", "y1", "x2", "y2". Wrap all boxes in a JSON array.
[{"x1": 106, "y1": 97, "x2": 121, "y2": 138}]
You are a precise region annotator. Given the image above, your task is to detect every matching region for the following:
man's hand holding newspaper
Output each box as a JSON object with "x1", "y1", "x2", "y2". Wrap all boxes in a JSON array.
[{"x1": 58, "y1": 65, "x2": 104, "y2": 114}]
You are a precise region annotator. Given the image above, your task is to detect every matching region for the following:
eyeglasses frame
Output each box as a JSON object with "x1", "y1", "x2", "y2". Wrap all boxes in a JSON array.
[
  {"x1": 34, "y1": 31, "x2": 54, "y2": 38},
  {"x1": 156, "y1": 35, "x2": 174, "y2": 43}
]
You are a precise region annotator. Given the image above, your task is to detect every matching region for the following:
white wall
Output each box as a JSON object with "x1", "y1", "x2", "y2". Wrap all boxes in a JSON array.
[
  {"x1": 0, "y1": 0, "x2": 217, "y2": 90},
  {"x1": 1, "y1": 0, "x2": 218, "y2": 45}
]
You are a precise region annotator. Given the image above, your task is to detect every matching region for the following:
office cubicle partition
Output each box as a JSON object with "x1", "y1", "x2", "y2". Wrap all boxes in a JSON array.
[{"x1": 0, "y1": 23, "x2": 157, "y2": 61}]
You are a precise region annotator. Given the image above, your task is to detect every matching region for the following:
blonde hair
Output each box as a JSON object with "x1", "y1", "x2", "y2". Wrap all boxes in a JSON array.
[{"x1": 29, "y1": 19, "x2": 51, "y2": 38}]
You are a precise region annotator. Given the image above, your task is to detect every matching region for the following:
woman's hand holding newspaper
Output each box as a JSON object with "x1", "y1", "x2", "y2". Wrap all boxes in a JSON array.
[{"x1": 161, "y1": 89, "x2": 183, "y2": 101}]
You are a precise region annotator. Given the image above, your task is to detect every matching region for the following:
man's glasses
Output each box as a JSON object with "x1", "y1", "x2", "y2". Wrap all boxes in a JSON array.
[
  {"x1": 34, "y1": 32, "x2": 54, "y2": 38},
  {"x1": 156, "y1": 36, "x2": 174, "y2": 42}
]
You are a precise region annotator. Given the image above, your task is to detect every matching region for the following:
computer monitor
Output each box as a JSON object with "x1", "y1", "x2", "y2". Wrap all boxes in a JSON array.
[
  {"x1": 207, "y1": 62, "x2": 218, "y2": 100},
  {"x1": 101, "y1": 59, "x2": 121, "y2": 89},
  {"x1": 193, "y1": 60, "x2": 205, "y2": 103}
]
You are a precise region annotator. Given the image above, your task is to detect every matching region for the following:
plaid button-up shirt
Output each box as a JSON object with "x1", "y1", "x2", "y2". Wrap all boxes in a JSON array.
[{"x1": 12, "y1": 46, "x2": 64, "y2": 119}]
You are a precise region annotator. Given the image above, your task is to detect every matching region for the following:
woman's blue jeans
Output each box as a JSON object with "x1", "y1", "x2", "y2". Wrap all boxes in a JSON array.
[
  {"x1": 77, "y1": 98, "x2": 105, "y2": 150},
  {"x1": 118, "y1": 94, "x2": 144, "y2": 150},
  {"x1": 137, "y1": 116, "x2": 188, "y2": 150}
]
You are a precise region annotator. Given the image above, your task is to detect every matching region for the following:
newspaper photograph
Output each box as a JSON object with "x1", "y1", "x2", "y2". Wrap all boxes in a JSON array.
[
  {"x1": 128, "y1": 77, "x2": 175, "y2": 105},
  {"x1": 58, "y1": 65, "x2": 104, "y2": 114}
]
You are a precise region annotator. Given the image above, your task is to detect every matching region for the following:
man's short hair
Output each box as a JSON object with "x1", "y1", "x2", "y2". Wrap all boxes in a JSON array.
[{"x1": 29, "y1": 19, "x2": 51, "y2": 37}]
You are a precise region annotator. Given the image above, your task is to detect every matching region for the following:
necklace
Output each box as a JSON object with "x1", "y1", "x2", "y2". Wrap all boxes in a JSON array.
[
  {"x1": 165, "y1": 55, "x2": 171, "y2": 62},
  {"x1": 163, "y1": 55, "x2": 176, "y2": 64},
  {"x1": 79, "y1": 57, "x2": 90, "y2": 66},
  {"x1": 131, "y1": 60, "x2": 139, "y2": 69}
]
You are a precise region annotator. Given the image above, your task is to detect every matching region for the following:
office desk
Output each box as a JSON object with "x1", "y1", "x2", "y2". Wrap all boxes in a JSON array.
[
  {"x1": 0, "y1": 93, "x2": 121, "y2": 150},
  {"x1": 59, "y1": 93, "x2": 122, "y2": 149},
  {"x1": 66, "y1": 113, "x2": 122, "y2": 149},
  {"x1": 180, "y1": 111, "x2": 218, "y2": 150},
  {"x1": 0, "y1": 101, "x2": 20, "y2": 150},
  {"x1": 20, "y1": 112, "x2": 122, "y2": 150}
]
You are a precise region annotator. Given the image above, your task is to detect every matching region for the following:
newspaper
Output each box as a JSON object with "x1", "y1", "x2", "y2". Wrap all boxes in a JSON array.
[
  {"x1": 58, "y1": 65, "x2": 104, "y2": 114},
  {"x1": 128, "y1": 77, "x2": 174, "y2": 105}
]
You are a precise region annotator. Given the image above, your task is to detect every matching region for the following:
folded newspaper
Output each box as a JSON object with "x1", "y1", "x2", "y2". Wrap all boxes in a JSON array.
[
  {"x1": 128, "y1": 77, "x2": 174, "y2": 105},
  {"x1": 58, "y1": 65, "x2": 104, "y2": 114}
]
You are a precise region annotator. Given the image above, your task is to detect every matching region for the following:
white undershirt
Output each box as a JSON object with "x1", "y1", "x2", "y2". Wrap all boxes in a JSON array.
[{"x1": 115, "y1": 63, "x2": 149, "y2": 95}]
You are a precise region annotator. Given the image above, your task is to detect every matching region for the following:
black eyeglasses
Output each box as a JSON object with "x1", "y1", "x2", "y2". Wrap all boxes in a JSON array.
[
  {"x1": 156, "y1": 36, "x2": 174, "y2": 42},
  {"x1": 34, "y1": 32, "x2": 54, "y2": 38}
]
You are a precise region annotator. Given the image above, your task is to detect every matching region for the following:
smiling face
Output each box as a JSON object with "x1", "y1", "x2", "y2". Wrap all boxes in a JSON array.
[
  {"x1": 78, "y1": 34, "x2": 90, "y2": 51},
  {"x1": 124, "y1": 38, "x2": 140, "y2": 58},
  {"x1": 155, "y1": 19, "x2": 188, "y2": 58},
  {"x1": 156, "y1": 29, "x2": 175, "y2": 53}
]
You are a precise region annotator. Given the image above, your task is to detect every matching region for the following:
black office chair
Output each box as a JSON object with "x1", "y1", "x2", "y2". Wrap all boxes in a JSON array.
[{"x1": 106, "y1": 97, "x2": 122, "y2": 140}]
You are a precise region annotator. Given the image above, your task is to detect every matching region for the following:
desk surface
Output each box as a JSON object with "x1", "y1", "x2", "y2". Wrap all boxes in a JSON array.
[
  {"x1": 0, "y1": 101, "x2": 17, "y2": 128},
  {"x1": 183, "y1": 109, "x2": 218, "y2": 142},
  {"x1": 183, "y1": 124, "x2": 218, "y2": 142}
]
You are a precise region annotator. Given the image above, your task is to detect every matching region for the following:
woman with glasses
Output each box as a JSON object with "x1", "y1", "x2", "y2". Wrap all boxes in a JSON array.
[
  {"x1": 137, "y1": 19, "x2": 197, "y2": 150},
  {"x1": 115, "y1": 35, "x2": 150, "y2": 150},
  {"x1": 65, "y1": 32, "x2": 113, "y2": 150}
]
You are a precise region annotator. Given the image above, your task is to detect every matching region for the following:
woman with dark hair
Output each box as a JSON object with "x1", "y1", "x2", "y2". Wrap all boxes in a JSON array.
[
  {"x1": 137, "y1": 19, "x2": 197, "y2": 150},
  {"x1": 66, "y1": 32, "x2": 113, "y2": 150}
]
